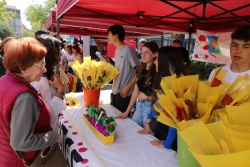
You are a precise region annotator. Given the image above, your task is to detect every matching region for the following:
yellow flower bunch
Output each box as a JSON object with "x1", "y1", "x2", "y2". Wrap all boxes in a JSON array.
[{"x1": 71, "y1": 57, "x2": 119, "y2": 90}]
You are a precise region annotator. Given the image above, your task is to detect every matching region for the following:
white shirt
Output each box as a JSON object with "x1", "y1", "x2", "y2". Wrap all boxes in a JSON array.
[
  {"x1": 31, "y1": 77, "x2": 66, "y2": 130},
  {"x1": 66, "y1": 53, "x2": 75, "y2": 66},
  {"x1": 208, "y1": 64, "x2": 250, "y2": 84}
]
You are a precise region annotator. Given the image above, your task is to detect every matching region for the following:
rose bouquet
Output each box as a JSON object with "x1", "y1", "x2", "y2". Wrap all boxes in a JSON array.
[
  {"x1": 71, "y1": 56, "x2": 119, "y2": 90},
  {"x1": 155, "y1": 69, "x2": 250, "y2": 167},
  {"x1": 154, "y1": 68, "x2": 250, "y2": 130}
]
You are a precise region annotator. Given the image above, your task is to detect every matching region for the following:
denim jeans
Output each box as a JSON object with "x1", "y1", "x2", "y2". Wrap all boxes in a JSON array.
[{"x1": 132, "y1": 100, "x2": 152, "y2": 128}]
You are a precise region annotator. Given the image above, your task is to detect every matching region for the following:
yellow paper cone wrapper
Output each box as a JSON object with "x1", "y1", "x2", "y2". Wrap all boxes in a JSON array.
[
  {"x1": 161, "y1": 75, "x2": 173, "y2": 89},
  {"x1": 226, "y1": 104, "x2": 250, "y2": 126},
  {"x1": 171, "y1": 79, "x2": 180, "y2": 97},
  {"x1": 177, "y1": 104, "x2": 213, "y2": 130},
  {"x1": 197, "y1": 103, "x2": 210, "y2": 117},
  {"x1": 206, "y1": 121, "x2": 233, "y2": 152},
  {"x1": 197, "y1": 81, "x2": 226, "y2": 103},
  {"x1": 226, "y1": 126, "x2": 250, "y2": 143},
  {"x1": 209, "y1": 67, "x2": 228, "y2": 86},
  {"x1": 177, "y1": 75, "x2": 199, "y2": 96},
  {"x1": 226, "y1": 124, "x2": 250, "y2": 133},
  {"x1": 231, "y1": 138, "x2": 250, "y2": 152},
  {"x1": 154, "y1": 104, "x2": 179, "y2": 129},
  {"x1": 179, "y1": 121, "x2": 223, "y2": 155},
  {"x1": 220, "y1": 139, "x2": 230, "y2": 154},
  {"x1": 189, "y1": 149, "x2": 250, "y2": 167}
]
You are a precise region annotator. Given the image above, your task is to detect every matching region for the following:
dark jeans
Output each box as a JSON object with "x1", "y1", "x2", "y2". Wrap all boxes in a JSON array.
[
  {"x1": 110, "y1": 93, "x2": 131, "y2": 115},
  {"x1": 154, "y1": 121, "x2": 177, "y2": 151}
]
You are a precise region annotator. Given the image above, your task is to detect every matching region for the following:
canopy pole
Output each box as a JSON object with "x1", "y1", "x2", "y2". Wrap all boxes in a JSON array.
[
  {"x1": 56, "y1": 17, "x2": 61, "y2": 38},
  {"x1": 161, "y1": 35, "x2": 164, "y2": 47},
  {"x1": 187, "y1": 20, "x2": 193, "y2": 53}
]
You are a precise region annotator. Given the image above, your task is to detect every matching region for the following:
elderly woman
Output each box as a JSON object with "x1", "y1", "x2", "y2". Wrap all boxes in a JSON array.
[{"x1": 0, "y1": 37, "x2": 61, "y2": 166}]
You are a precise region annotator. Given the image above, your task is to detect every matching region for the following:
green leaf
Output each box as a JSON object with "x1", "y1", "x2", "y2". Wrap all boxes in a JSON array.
[
  {"x1": 24, "y1": 0, "x2": 56, "y2": 31},
  {"x1": 0, "y1": 0, "x2": 15, "y2": 21}
]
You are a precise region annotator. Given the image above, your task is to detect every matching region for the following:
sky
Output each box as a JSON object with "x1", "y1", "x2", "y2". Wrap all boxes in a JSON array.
[{"x1": 6, "y1": 0, "x2": 46, "y2": 29}]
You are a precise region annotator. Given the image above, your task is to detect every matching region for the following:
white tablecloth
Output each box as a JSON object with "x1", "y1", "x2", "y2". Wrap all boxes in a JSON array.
[{"x1": 60, "y1": 90, "x2": 179, "y2": 167}]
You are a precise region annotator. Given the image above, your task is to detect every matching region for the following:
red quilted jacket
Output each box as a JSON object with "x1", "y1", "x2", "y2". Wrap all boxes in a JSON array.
[{"x1": 0, "y1": 72, "x2": 51, "y2": 167}]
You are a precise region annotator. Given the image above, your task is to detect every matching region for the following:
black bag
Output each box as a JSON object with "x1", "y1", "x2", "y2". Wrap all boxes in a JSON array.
[
  {"x1": 1, "y1": 121, "x2": 67, "y2": 167},
  {"x1": 24, "y1": 142, "x2": 67, "y2": 167}
]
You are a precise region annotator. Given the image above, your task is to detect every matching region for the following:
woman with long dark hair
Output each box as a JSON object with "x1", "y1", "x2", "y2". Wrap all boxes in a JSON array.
[
  {"x1": 31, "y1": 34, "x2": 66, "y2": 131},
  {"x1": 139, "y1": 46, "x2": 186, "y2": 151},
  {"x1": 116, "y1": 42, "x2": 159, "y2": 128},
  {"x1": 72, "y1": 45, "x2": 83, "y2": 64}
]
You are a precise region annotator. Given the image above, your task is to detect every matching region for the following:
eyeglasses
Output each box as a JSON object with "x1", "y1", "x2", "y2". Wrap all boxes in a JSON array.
[{"x1": 35, "y1": 63, "x2": 46, "y2": 70}]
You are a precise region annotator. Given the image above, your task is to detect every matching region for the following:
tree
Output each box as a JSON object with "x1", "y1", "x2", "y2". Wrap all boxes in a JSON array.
[
  {"x1": 191, "y1": 60, "x2": 221, "y2": 80},
  {"x1": 25, "y1": 0, "x2": 56, "y2": 31},
  {"x1": 0, "y1": 0, "x2": 15, "y2": 21},
  {"x1": 22, "y1": 30, "x2": 35, "y2": 38},
  {"x1": 0, "y1": 20, "x2": 15, "y2": 39}
]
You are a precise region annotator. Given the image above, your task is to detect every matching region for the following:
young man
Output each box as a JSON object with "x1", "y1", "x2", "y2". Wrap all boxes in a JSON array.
[
  {"x1": 107, "y1": 24, "x2": 141, "y2": 113},
  {"x1": 208, "y1": 25, "x2": 250, "y2": 83}
]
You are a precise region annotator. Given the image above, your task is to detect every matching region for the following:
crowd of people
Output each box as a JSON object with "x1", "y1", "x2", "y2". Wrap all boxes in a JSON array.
[
  {"x1": 110, "y1": 24, "x2": 250, "y2": 151},
  {"x1": 0, "y1": 23, "x2": 249, "y2": 166}
]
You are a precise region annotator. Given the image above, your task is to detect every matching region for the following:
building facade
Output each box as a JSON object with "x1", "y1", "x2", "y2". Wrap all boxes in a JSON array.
[{"x1": 5, "y1": 5, "x2": 23, "y2": 38}]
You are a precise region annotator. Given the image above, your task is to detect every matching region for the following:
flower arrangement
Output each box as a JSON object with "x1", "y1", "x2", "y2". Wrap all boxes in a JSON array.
[
  {"x1": 153, "y1": 68, "x2": 250, "y2": 167},
  {"x1": 154, "y1": 68, "x2": 250, "y2": 130},
  {"x1": 85, "y1": 105, "x2": 117, "y2": 136},
  {"x1": 71, "y1": 56, "x2": 119, "y2": 90}
]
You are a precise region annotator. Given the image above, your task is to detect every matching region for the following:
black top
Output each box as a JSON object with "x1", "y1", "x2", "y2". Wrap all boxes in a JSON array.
[{"x1": 137, "y1": 68, "x2": 154, "y2": 96}]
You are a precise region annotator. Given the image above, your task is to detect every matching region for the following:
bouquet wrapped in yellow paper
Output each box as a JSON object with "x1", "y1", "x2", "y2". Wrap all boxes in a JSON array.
[
  {"x1": 179, "y1": 120, "x2": 250, "y2": 167},
  {"x1": 154, "y1": 71, "x2": 250, "y2": 130},
  {"x1": 154, "y1": 74, "x2": 218, "y2": 131},
  {"x1": 71, "y1": 56, "x2": 119, "y2": 90},
  {"x1": 71, "y1": 57, "x2": 119, "y2": 107}
]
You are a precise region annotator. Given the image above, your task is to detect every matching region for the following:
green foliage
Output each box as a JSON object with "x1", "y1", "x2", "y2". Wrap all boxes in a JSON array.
[
  {"x1": 24, "y1": 0, "x2": 56, "y2": 31},
  {"x1": 0, "y1": 0, "x2": 15, "y2": 21},
  {"x1": 22, "y1": 30, "x2": 35, "y2": 38},
  {"x1": 191, "y1": 60, "x2": 222, "y2": 81},
  {"x1": 0, "y1": 20, "x2": 15, "y2": 39}
]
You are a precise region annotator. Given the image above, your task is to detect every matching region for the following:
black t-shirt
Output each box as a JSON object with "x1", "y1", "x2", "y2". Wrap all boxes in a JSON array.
[{"x1": 137, "y1": 68, "x2": 154, "y2": 96}]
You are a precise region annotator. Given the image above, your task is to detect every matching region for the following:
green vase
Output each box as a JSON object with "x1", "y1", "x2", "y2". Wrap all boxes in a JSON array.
[{"x1": 177, "y1": 134, "x2": 201, "y2": 167}]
